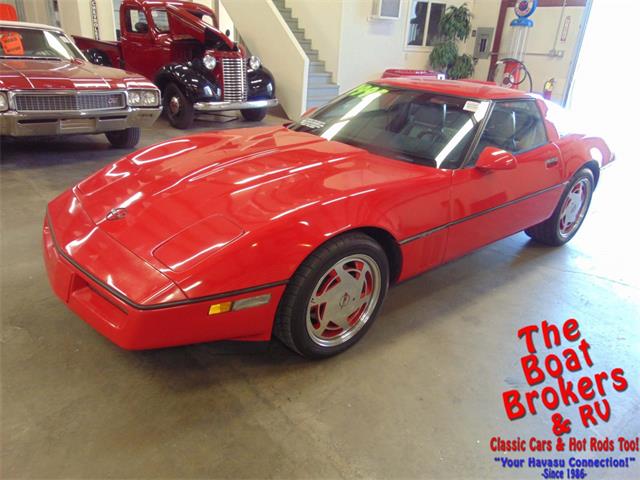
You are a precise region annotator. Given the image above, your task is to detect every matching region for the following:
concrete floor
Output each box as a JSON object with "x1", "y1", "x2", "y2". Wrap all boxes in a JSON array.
[{"x1": 1, "y1": 114, "x2": 639, "y2": 479}]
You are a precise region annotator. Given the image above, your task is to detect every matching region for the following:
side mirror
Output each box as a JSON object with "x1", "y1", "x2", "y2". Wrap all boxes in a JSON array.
[
  {"x1": 225, "y1": 29, "x2": 231, "y2": 37},
  {"x1": 134, "y1": 22, "x2": 149, "y2": 34},
  {"x1": 475, "y1": 146, "x2": 517, "y2": 171}
]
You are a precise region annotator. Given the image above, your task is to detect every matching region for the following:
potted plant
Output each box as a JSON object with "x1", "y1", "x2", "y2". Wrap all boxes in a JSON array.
[{"x1": 429, "y1": 3, "x2": 475, "y2": 79}]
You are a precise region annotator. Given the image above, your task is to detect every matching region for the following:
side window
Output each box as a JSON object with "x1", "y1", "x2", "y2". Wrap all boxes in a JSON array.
[
  {"x1": 469, "y1": 101, "x2": 548, "y2": 164},
  {"x1": 125, "y1": 8, "x2": 148, "y2": 34},
  {"x1": 151, "y1": 9, "x2": 170, "y2": 33}
]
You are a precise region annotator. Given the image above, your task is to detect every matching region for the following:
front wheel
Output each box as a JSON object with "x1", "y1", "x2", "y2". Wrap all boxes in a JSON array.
[
  {"x1": 105, "y1": 127, "x2": 141, "y2": 148},
  {"x1": 525, "y1": 168, "x2": 595, "y2": 246},
  {"x1": 241, "y1": 107, "x2": 267, "y2": 122},
  {"x1": 164, "y1": 83, "x2": 194, "y2": 129},
  {"x1": 274, "y1": 233, "x2": 389, "y2": 358}
]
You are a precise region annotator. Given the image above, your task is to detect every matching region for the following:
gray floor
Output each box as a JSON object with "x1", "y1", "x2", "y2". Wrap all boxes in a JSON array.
[{"x1": 1, "y1": 115, "x2": 639, "y2": 479}]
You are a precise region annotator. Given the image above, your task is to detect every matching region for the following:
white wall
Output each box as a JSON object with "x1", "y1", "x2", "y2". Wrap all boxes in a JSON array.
[
  {"x1": 468, "y1": 0, "x2": 501, "y2": 81},
  {"x1": 222, "y1": 0, "x2": 309, "y2": 117},
  {"x1": 56, "y1": 0, "x2": 116, "y2": 41},
  {"x1": 500, "y1": 5, "x2": 585, "y2": 102},
  {"x1": 286, "y1": 0, "x2": 342, "y2": 83},
  {"x1": 336, "y1": 0, "x2": 470, "y2": 92}
]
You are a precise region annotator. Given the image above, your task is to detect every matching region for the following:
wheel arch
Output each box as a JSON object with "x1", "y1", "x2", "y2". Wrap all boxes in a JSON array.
[
  {"x1": 288, "y1": 226, "x2": 403, "y2": 286},
  {"x1": 582, "y1": 159, "x2": 600, "y2": 186}
]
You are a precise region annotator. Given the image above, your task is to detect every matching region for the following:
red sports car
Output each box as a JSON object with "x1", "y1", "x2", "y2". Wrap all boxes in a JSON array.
[{"x1": 43, "y1": 78, "x2": 613, "y2": 358}]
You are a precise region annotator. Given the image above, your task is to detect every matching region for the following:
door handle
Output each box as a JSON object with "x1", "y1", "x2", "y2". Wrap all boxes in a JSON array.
[{"x1": 545, "y1": 157, "x2": 559, "y2": 168}]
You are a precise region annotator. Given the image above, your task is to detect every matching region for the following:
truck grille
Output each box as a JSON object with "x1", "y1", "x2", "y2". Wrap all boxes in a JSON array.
[
  {"x1": 14, "y1": 92, "x2": 126, "y2": 112},
  {"x1": 222, "y1": 58, "x2": 248, "y2": 103}
]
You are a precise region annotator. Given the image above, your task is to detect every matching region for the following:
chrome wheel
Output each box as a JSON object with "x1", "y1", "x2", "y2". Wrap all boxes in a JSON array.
[
  {"x1": 306, "y1": 254, "x2": 382, "y2": 347},
  {"x1": 169, "y1": 95, "x2": 181, "y2": 115},
  {"x1": 558, "y1": 178, "x2": 591, "y2": 238}
]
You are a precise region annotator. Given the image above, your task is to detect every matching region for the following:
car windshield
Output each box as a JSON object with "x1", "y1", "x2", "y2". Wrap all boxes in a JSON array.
[
  {"x1": 0, "y1": 27, "x2": 84, "y2": 61},
  {"x1": 289, "y1": 83, "x2": 490, "y2": 169}
]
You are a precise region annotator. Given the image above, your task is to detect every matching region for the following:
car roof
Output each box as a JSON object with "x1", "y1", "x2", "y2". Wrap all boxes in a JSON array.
[
  {"x1": 372, "y1": 77, "x2": 531, "y2": 100},
  {"x1": 0, "y1": 19, "x2": 64, "y2": 33}
]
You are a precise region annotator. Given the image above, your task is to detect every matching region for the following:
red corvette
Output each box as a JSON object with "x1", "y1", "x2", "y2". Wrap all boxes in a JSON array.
[{"x1": 43, "y1": 78, "x2": 613, "y2": 358}]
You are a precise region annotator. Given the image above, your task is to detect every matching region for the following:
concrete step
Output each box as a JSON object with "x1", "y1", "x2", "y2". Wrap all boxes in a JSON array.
[
  {"x1": 309, "y1": 61, "x2": 326, "y2": 74},
  {"x1": 308, "y1": 72, "x2": 333, "y2": 85},
  {"x1": 285, "y1": 18, "x2": 299, "y2": 30},
  {"x1": 307, "y1": 84, "x2": 340, "y2": 98}
]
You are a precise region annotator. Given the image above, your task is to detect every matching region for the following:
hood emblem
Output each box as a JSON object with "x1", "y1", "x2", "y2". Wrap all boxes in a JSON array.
[{"x1": 105, "y1": 207, "x2": 127, "y2": 221}]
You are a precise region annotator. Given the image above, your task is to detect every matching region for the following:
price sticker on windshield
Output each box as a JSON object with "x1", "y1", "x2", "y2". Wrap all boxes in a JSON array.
[{"x1": 463, "y1": 100, "x2": 481, "y2": 113}]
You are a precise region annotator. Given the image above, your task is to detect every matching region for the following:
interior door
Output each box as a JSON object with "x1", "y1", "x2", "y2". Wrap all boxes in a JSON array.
[
  {"x1": 120, "y1": 7, "x2": 154, "y2": 80},
  {"x1": 443, "y1": 100, "x2": 564, "y2": 262}
]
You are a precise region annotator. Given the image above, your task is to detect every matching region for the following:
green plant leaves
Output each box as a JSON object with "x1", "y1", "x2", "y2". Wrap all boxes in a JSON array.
[{"x1": 428, "y1": 3, "x2": 474, "y2": 79}]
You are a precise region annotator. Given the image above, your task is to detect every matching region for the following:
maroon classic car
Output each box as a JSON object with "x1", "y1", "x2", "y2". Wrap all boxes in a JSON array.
[
  {"x1": 73, "y1": 0, "x2": 277, "y2": 129},
  {"x1": 0, "y1": 20, "x2": 161, "y2": 148}
]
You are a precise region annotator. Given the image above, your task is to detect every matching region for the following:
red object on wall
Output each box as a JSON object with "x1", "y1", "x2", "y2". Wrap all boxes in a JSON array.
[{"x1": 0, "y1": 3, "x2": 18, "y2": 21}]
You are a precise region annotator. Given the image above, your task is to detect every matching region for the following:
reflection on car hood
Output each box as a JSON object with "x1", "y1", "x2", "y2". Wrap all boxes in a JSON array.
[{"x1": 74, "y1": 126, "x2": 427, "y2": 269}]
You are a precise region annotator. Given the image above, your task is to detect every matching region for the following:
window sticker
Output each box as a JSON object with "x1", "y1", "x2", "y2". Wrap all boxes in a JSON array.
[
  {"x1": 0, "y1": 31, "x2": 24, "y2": 55},
  {"x1": 463, "y1": 100, "x2": 480, "y2": 113}
]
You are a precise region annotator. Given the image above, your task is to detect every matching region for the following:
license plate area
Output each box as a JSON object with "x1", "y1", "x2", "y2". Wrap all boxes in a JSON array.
[{"x1": 60, "y1": 118, "x2": 95, "y2": 131}]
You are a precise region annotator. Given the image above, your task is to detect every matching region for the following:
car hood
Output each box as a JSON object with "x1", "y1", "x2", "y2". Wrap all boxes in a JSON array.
[
  {"x1": 166, "y1": 3, "x2": 236, "y2": 51},
  {"x1": 74, "y1": 126, "x2": 425, "y2": 272},
  {"x1": 0, "y1": 58, "x2": 151, "y2": 90}
]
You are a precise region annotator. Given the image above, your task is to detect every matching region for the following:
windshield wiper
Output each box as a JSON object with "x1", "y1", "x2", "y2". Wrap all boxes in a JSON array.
[{"x1": 0, "y1": 56, "x2": 62, "y2": 61}]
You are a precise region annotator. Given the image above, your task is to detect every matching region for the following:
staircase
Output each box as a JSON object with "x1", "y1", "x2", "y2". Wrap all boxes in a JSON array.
[{"x1": 272, "y1": 0, "x2": 340, "y2": 109}]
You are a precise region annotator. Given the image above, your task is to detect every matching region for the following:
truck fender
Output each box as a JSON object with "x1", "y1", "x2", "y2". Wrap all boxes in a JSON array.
[{"x1": 154, "y1": 64, "x2": 220, "y2": 103}]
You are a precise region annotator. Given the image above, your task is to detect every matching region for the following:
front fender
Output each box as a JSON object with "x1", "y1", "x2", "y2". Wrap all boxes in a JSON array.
[
  {"x1": 247, "y1": 66, "x2": 276, "y2": 100},
  {"x1": 155, "y1": 63, "x2": 221, "y2": 103}
]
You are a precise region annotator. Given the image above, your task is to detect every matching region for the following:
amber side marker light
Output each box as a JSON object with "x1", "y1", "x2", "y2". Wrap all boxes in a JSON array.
[{"x1": 208, "y1": 294, "x2": 271, "y2": 316}]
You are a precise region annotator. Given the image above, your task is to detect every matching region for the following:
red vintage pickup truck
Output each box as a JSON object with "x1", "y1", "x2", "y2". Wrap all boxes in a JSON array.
[{"x1": 74, "y1": 0, "x2": 277, "y2": 129}]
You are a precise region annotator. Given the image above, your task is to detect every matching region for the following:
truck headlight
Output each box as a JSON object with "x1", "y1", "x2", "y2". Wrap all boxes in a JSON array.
[
  {"x1": 0, "y1": 92, "x2": 8, "y2": 112},
  {"x1": 128, "y1": 90, "x2": 159, "y2": 107},
  {"x1": 248, "y1": 55, "x2": 261, "y2": 70},
  {"x1": 203, "y1": 54, "x2": 217, "y2": 70}
]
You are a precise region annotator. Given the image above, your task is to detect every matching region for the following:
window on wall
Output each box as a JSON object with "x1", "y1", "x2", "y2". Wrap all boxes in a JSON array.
[{"x1": 406, "y1": 1, "x2": 446, "y2": 48}]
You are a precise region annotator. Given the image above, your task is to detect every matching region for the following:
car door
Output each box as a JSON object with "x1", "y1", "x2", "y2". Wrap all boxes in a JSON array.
[
  {"x1": 443, "y1": 99, "x2": 564, "y2": 262},
  {"x1": 120, "y1": 6, "x2": 155, "y2": 80}
]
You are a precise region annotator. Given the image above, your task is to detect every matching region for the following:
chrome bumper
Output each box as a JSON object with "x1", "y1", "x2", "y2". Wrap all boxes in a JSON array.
[
  {"x1": 0, "y1": 107, "x2": 161, "y2": 137},
  {"x1": 193, "y1": 98, "x2": 278, "y2": 112}
]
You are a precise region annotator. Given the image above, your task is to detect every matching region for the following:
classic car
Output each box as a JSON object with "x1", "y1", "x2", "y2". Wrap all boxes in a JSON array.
[
  {"x1": 43, "y1": 78, "x2": 613, "y2": 358},
  {"x1": 73, "y1": 0, "x2": 277, "y2": 129},
  {"x1": 0, "y1": 20, "x2": 161, "y2": 148}
]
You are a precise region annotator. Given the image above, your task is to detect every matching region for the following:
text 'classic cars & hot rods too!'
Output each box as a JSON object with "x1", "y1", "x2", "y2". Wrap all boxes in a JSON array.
[
  {"x1": 43, "y1": 79, "x2": 614, "y2": 358},
  {"x1": 74, "y1": 0, "x2": 278, "y2": 129},
  {"x1": 0, "y1": 20, "x2": 161, "y2": 148}
]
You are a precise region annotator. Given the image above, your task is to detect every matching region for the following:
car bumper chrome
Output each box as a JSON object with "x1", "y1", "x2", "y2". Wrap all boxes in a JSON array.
[
  {"x1": 0, "y1": 107, "x2": 161, "y2": 137},
  {"x1": 193, "y1": 98, "x2": 278, "y2": 112}
]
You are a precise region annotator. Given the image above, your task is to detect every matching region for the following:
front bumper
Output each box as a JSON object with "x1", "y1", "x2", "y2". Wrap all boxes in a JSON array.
[
  {"x1": 1, "y1": 107, "x2": 161, "y2": 137},
  {"x1": 194, "y1": 98, "x2": 278, "y2": 112},
  {"x1": 43, "y1": 209, "x2": 285, "y2": 350}
]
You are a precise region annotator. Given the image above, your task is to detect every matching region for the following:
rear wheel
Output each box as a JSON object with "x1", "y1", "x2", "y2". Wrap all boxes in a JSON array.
[
  {"x1": 525, "y1": 168, "x2": 595, "y2": 246},
  {"x1": 164, "y1": 83, "x2": 194, "y2": 129},
  {"x1": 241, "y1": 107, "x2": 267, "y2": 122},
  {"x1": 274, "y1": 233, "x2": 389, "y2": 358},
  {"x1": 105, "y1": 127, "x2": 140, "y2": 148}
]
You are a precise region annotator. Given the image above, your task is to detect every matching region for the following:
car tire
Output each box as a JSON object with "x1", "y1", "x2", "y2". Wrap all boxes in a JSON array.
[
  {"x1": 105, "y1": 127, "x2": 141, "y2": 148},
  {"x1": 525, "y1": 168, "x2": 595, "y2": 246},
  {"x1": 164, "y1": 83, "x2": 194, "y2": 129},
  {"x1": 241, "y1": 107, "x2": 267, "y2": 122},
  {"x1": 274, "y1": 232, "x2": 389, "y2": 359}
]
